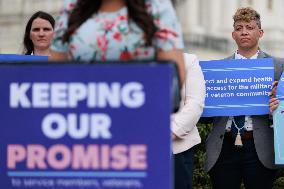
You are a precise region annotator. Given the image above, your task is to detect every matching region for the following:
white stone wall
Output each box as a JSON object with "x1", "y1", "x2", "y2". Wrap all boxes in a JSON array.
[
  {"x1": 1, "y1": 0, "x2": 284, "y2": 59},
  {"x1": 176, "y1": 0, "x2": 284, "y2": 58},
  {"x1": 0, "y1": 0, "x2": 63, "y2": 53}
]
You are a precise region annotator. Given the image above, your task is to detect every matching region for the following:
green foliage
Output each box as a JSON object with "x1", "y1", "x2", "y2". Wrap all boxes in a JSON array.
[
  {"x1": 193, "y1": 123, "x2": 212, "y2": 189},
  {"x1": 273, "y1": 169, "x2": 284, "y2": 189},
  {"x1": 193, "y1": 123, "x2": 284, "y2": 189}
]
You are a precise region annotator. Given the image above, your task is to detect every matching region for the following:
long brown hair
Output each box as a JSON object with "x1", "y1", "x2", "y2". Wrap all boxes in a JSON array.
[{"x1": 62, "y1": 0, "x2": 157, "y2": 46}]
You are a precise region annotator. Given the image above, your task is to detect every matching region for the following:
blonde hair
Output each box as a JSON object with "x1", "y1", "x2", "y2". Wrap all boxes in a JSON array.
[{"x1": 233, "y1": 7, "x2": 261, "y2": 29}]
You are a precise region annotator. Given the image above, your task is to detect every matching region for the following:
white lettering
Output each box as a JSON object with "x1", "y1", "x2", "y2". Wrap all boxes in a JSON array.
[
  {"x1": 97, "y1": 83, "x2": 120, "y2": 108},
  {"x1": 10, "y1": 83, "x2": 31, "y2": 108},
  {"x1": 33, "y1": 83, "x2": 49, "y2": 108},
  {"x1": 9, "y1": 82, "x2": 145, "y2": 109},
  {"x1": 69, "y1": 83, "x2": 87, "y2": 108},
  {"x1": 42, "y1": 113, "x2": 112, "y2": 139},
  {"x1": 51, "y1": 83, "x2": 68, "y2": 108},
  {"x1": 122, "y1": 82, "x2": 145, "y2": 108},
  {"x1": 42, "y1": 113, "x2": 66, "y2": 139},
  {"x1": 90, "y1": 114, "x2": 112, "y2": 139}
]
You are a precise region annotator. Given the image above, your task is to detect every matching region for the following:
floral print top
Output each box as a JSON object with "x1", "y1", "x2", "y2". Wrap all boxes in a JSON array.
[{"x1": 51, "y1": 0, "x2": 184, "y2": 61}]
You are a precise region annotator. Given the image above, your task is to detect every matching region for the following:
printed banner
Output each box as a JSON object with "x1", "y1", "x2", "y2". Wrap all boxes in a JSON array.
[
  {"x1": 0, "y1": 54, "x2": 48, "y2": 62},
  {"x1": 276, "y1": 71, "x2": 284, "y2": 100},
  {"x1": 274, "y1": 71, "x2": 284, "y2": 164},
  {"x1": 0, "y1": 63, "x2": 173, "y2": 189},
  {"x1": 200, "y1": 58, "x2": 274, "y2": 117}
]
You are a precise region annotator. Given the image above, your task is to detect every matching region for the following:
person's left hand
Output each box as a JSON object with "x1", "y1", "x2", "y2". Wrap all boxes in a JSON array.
[
  {"x1": 269, "y1": 81, "x2": 279, "y2": 114},
  {"x1": 270, "y1": 81, "x2": 278, "y2": 97},
  {"x1": 269, "y1": 97, "x2": 279, "y2": 114}
]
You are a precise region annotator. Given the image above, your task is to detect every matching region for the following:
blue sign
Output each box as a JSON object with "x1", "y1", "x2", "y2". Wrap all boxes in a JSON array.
[
  {"x1": 274, "y1": 72, "x2": 284, "y2": 164},
  {"x1": 276, "y1": 72, "x2": 284, "y2": 100},
  {"x1": 0, "y1": 63, "x2": 172, "y2": 189},
  {"x1": 200, "y1": 58, "x2": 274, "y2": 117},
  {"x1": 273, "y1": 101, "x2": 284, "y2": 165},
  {"x1": 0, "y1": 54, "x2": 48, "y2": 62}
]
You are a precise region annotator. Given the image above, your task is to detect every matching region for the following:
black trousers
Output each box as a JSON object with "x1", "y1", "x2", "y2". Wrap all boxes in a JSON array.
[
  {"x1": 174, "y1": 147, "x2": 195, "y2": 189},
  {"x1": 209, "y1": 133, "x2": 276, "y2": 189}
]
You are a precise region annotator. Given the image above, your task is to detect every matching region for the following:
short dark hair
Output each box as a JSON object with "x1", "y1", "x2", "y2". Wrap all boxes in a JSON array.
[
  {"x1": 233, "y1": 7, "x2": 261, "y2": 29},
  {"x1": 23, "y1": 11, "x2": 55, "y2": 55}
]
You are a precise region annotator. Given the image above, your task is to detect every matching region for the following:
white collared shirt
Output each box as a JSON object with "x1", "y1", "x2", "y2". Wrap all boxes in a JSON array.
[
  {"x1": 225, "y1": 50, "x2": 259, "y2": 131},
  {"x1": 234, "y1": 50, "x2": 259, "y2": 60}
]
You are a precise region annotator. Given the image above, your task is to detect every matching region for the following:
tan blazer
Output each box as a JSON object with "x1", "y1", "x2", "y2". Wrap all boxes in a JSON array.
[{"x1": 171, "y1": 53, "x2": 206, "y2": 154}]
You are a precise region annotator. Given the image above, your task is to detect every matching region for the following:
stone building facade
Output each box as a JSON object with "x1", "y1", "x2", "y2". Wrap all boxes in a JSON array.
[
  {"x1": 1, "y1": 0, "x2": 284, "y2": 59},
  {"x1": 175, "y1": 0, "x2": 284, "y2": 59}
]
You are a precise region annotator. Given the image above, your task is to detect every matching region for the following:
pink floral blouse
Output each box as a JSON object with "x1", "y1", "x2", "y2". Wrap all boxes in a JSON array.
[{"x1": 51, "y1": 0, "x2": 184, "y2": 61}]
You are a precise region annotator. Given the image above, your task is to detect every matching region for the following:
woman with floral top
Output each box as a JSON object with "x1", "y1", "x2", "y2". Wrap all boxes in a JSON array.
[
  {"x1": 50, "y1": 0, "x2": 188, "y2": 188},
  {"x1": 50, "y1": 0, "x2": 185, "y2": 83}
]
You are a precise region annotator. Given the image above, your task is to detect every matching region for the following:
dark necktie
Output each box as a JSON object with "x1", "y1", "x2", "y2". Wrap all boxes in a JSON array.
[{"x1": 231, "y1": 115, "x2": 245, "y2": 138}]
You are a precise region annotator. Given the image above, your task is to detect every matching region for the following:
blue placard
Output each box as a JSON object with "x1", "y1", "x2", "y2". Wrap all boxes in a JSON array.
[
  {"x1": 0, "y1": 54, "x2": 48, "y2": 62},
  {"x1": 276, "y1": 72, "x2": 284, "y2": 100},
  {"x1": 200, "y1": 58, "x2": 274, "y2": 117},
  {"x1": 274, "y1": 72, "x2": 284, "y2": 164},
  {"x1": 0, "y1": 63, "x2": 172, "y2": 189},
  {"x1": 273, "y1": 101, "x2": 284, "y2": 165}
]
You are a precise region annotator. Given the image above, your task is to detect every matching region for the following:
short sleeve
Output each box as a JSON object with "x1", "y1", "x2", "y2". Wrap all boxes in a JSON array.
[
  {"x1": 147, "y1": 0, "x2": 184, "y2": 51},
  {"x1": 51, "y1": 0, "x2": 78, "y2": 53}
]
